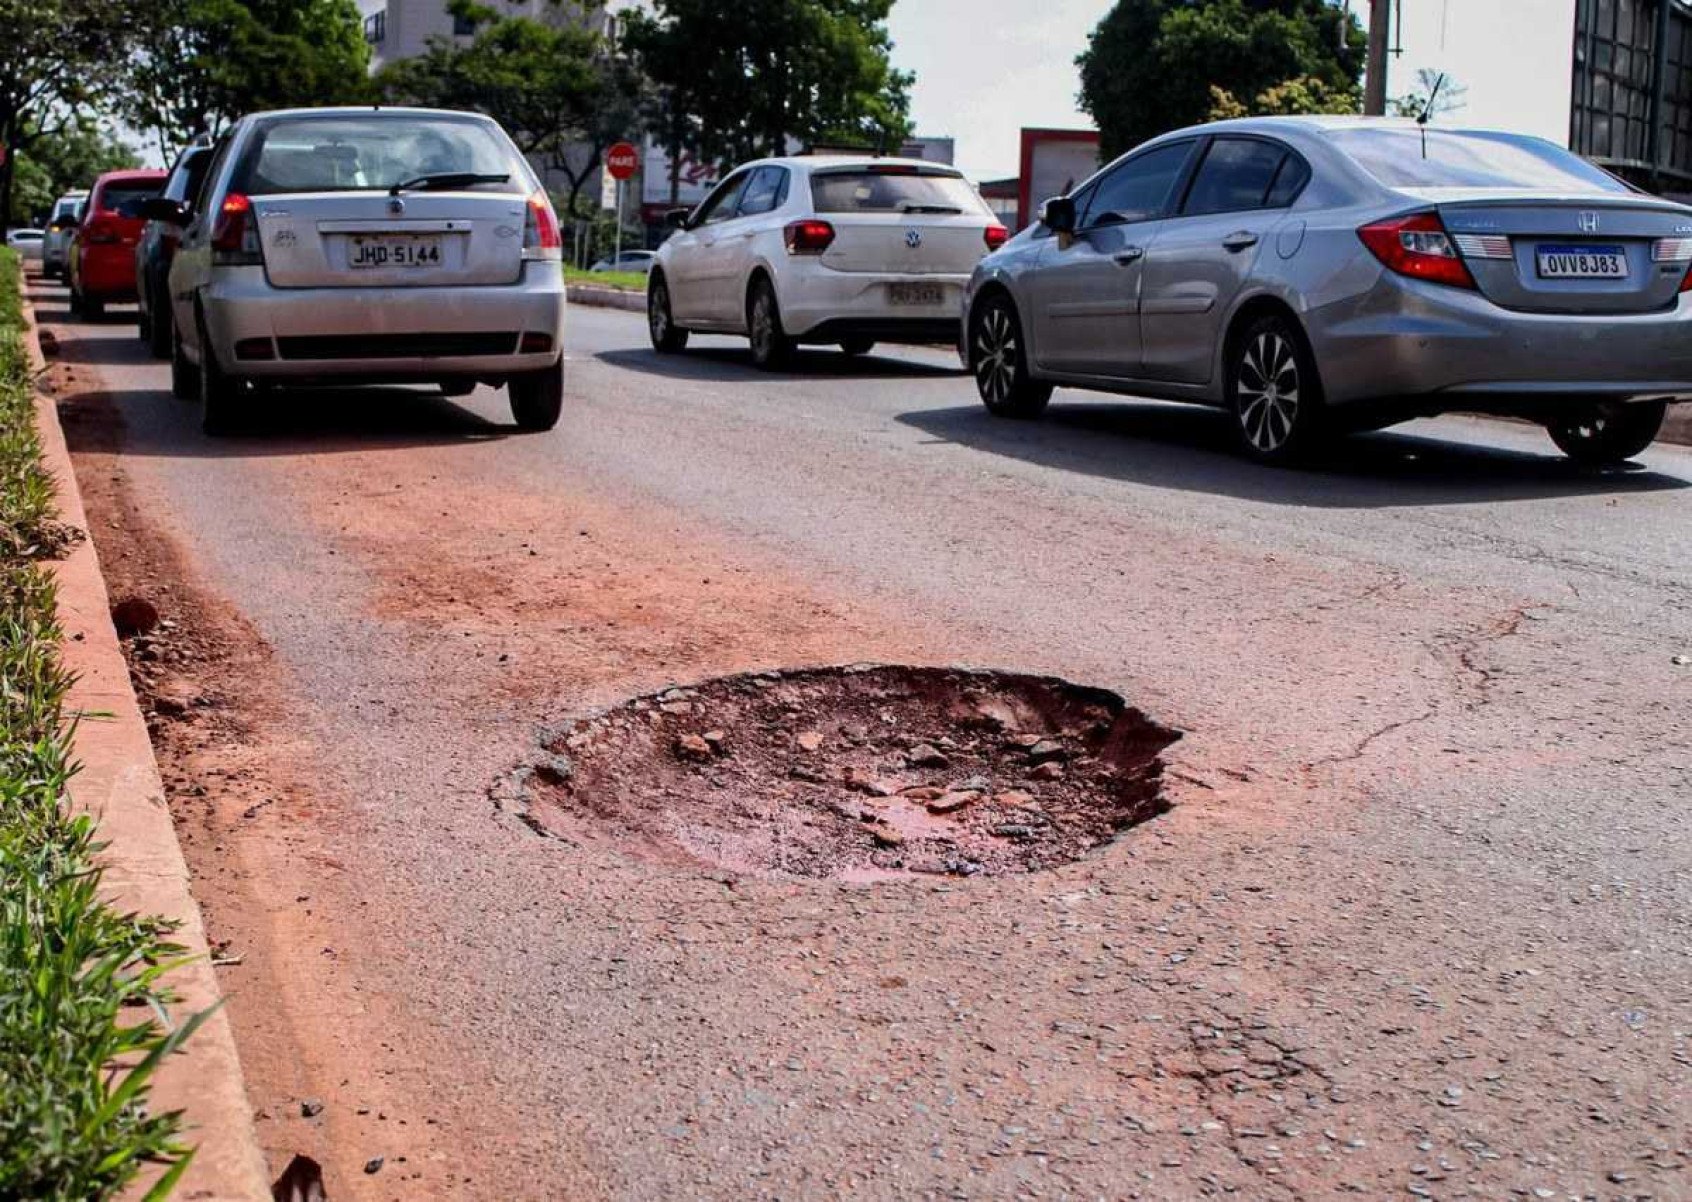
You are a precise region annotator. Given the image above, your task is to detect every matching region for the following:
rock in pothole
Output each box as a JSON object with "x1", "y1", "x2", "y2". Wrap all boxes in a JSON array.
[{"x1": 515, "y1": 665, "x2": 1180, "y2": 882}]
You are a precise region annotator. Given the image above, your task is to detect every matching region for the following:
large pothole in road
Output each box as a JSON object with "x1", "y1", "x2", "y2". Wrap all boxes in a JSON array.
[{"x1": 513, "y1": 666, "x2": 1181, "y2": 882}]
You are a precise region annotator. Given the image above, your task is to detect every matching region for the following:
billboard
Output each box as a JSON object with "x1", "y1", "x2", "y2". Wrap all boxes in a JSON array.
[
  {"x1": 640, "y1": 139, "x2": 726, "y2": 215},
  {"x1": 1017, "y1": 129, "x2": 1101, "y2": 230}
]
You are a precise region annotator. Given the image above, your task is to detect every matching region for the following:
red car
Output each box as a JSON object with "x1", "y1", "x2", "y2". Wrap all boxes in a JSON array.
[{"x1": 69, "y1": 169, "x2": 167, "y2": 320}]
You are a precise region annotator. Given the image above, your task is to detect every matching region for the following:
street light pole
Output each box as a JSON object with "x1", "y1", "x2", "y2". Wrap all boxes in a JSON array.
[{"x1": 1364, "y1": 0, "x2": 1392, "y2": 116}]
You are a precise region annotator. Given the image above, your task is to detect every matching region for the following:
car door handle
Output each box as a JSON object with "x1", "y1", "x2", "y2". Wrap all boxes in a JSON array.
[
  {"x1": 1112, "y1": 246, "x2": 1145, "y2": 265},
  {"x1": 1222, "y1": 231, "x2": 1260, "y2": 252}
]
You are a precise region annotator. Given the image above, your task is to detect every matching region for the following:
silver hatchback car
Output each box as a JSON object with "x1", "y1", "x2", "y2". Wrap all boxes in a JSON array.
[
  {"x1": 963, "y1": 116, "x2": 1692, "y2": 464},
  {"x1": 155, "y1": 107, "x2": 566, "y2": 435}
]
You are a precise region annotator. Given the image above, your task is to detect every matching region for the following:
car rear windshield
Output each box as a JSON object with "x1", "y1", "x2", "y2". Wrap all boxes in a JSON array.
[
  {"x1": 810, "y1": 169, "x2": 986, "y2": 215},
  {"x1": 233, "y1": 115, "x2": 527, "y2": 196},
  {"x1": 1329, "y1": 128, "x2": 1631, "y2": 192},
  {"x1": 99, "y1": 183, "x2": 163, "y2": 216}
]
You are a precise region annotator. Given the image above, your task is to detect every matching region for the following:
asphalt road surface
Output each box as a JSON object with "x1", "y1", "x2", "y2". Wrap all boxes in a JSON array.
[{"x1": 34, "y1": 273, "x2": 1692, "y2": 1201}]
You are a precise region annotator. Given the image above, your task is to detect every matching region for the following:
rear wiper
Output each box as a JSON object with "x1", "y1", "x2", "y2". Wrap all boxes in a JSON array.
[
  {"x1": 389, "y1": 172, "x2": 510, "y2": 196},
  {"x1": 899, "y1": 203, "x2": 963, "y2": 214}
]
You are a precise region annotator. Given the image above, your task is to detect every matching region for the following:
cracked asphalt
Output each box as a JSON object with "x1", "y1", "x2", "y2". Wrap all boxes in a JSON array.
[{"x1": 33, "y1": 273, "x2": 1692, "y2": 1200}]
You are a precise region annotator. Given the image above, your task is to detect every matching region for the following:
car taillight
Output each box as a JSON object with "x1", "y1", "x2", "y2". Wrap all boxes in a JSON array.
[
  {"x1": 523, "y1": 191, "x2": 561, "y2": 260},
  {"x1": 84, "y1": 216, "x2": 120, "y2": 245},
  {"x1": 1357, "y1": 211, "x2": 1474, "y2": 290},
  {"x1": 211, "y1": 192, "x2": 263, "y2": 265},
  {"x1": 984, "y1": 224, "x2": 1009, "y2": 251},
  {"x1": 1651, "y1": 237, "x2": 1692, "y2": 291},
  {"x1": 784, "y1": 219, "x2": 835, "y2": 255}
]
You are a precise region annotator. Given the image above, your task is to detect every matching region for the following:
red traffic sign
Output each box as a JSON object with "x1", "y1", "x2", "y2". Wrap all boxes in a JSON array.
[{"x1": 606, "y1": 142, "x2": 640, "y2": 181}]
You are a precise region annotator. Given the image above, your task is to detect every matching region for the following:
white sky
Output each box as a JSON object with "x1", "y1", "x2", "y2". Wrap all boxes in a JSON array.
[{"x1": 889, "y1": 0, "x2": 1579, "y2": 181}]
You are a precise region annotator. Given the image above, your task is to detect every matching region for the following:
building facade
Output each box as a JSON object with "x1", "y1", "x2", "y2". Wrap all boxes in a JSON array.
[{"x1": 356, "y1": 0, "x2": 615, "y2": 70}]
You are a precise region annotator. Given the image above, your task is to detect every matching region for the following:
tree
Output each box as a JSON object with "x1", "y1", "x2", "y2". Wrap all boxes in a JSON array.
[
  {"x1": 1078, "y1": 0, "x2": 1365, "y2": 160},
  {"x1": 623, "y1": 0, "x2": 913, "y2": 177},
  {"x1": 7, "y1": 121, "x2": 137, "y2": 224},
  {"x1": 1208, "y1": 75, "x2": 1361, "y2": 122},
  {"x1": 1389, "y1": 68, "x2": 1467, "y2": 121},
  {"x1": 376, "y1": 2, "x2": 645, "y2": 222},
  {"x1": 120, "y1": 0, "x2": 371, "y2": 161},
  {"x1": 0, "y1": 0, "x2": 142, "y2": 232}
]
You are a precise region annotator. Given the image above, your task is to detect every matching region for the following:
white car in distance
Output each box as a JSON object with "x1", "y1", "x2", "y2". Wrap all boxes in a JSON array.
[{"x1": 646, "y1": 156, "x2": 1007, "y2": 368}]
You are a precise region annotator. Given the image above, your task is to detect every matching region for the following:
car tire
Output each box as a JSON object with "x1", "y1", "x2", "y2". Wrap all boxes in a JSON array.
[
  {"x1": 197, "y1": 315, "x2": 242, "y2": 436},
  {"x1": 1227, "y1": 313, "x2": 1326, "y2": 465},
  {"x1": 170, "y1": 324, "x2": 200, "y2": 401},
  {"x1": 840, "y1": 337, "x2": 875, "y2": 357},
  {"x1": 147, "y1": 290, "x2": 173, "y2": 360},
  {"x1": 67, "y1": 285, "x2": 82, "y2": 318},
  {"x1": 509, "y1": 360, "x2": 564, "y2": 431},
  {"x1": 969, "y1": 292, "x2": 1051, "y2": 419},
  {"x1": 1547, "y1": 401, "x2": 1664, "y2": 465},
  {"x1": 747, "y1": 278, "x2": 793, "y2": 371},
  {"x1": 81, "y1": 294, "x2": 104, "y2": 322},
  {"x1": 647, "y1": 274, "x2": 689, "y2": 353},
  {"x1": 439, "y1": 380, "x2": 477, "y2": 398}
]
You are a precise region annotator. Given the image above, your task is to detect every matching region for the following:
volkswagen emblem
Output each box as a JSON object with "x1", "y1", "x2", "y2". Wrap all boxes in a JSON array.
[
  {"x1": 905, "y1": 229, "x2": 922, "y2": 249},
  {"x1": 1578, "y1": 210, "x2": 1600, "y2": 233}
]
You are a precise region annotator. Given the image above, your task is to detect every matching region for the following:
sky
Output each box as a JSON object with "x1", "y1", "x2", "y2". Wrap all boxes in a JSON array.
[{"x1": 887, "y1": 0, "x2": 1578, "y2": 183}]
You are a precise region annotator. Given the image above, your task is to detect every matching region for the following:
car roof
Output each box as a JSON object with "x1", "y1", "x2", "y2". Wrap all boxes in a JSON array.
[
  {"x1": 731, "y1": 154, "x2": 964, "y2": 176},
  {"x1": 242, "y1": 105, "x2": 505, "y2": 124},
  {"x1": 91, "y1": 169, "x2": 167, "y2": 187},
  {"x1": 1151, "y1": 114, "x2": 1555, "y2": 145}
]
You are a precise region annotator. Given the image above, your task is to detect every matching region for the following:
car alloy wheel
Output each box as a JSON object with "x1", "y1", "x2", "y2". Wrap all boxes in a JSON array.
[
  {"x1": 969, "y1": 295, "x2": 1051, "y2": 419},
  {"x1": 748, "y1": 280, "x2": 791, "y2": 370},
  {"x1": 1236, "y1": 331, "x2": 1301, "y2": 455},
  {"x1": 647, "y1": 276, "x2": 688, "y2": 353}
]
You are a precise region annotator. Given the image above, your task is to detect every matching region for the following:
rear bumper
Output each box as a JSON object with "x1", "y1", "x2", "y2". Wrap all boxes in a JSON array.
[
  {"x1": 78, "y1": 247, "x2": 140, "y2": 299},
  {"x1": 780, "y1": 269, "x2": 967, "y2": 339},
  {"x1": 199, "y1": 264, "x2": 566, "y2": 379},
  {"x1": 1312, "y1": 274, "x2": 1692, "y2": 409}
]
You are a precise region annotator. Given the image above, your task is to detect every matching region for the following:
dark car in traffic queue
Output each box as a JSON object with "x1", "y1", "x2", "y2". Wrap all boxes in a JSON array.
[{"x1": 136, "y1": 140, "x2": 215, "y2": 359}]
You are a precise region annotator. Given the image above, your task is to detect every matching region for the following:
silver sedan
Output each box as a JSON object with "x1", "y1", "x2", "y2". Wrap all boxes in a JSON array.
[{"x1": 962, "y1": 116, "x2": 1692, "y2": 464}]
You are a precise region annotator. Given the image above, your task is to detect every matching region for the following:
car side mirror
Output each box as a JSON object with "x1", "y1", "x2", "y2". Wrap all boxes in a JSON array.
[
  {"x1": 664, "y1": 207, "x2": 691, "y2": 230},
  {"x1": 1039, "y1": 196, "x2": 1076, "y2": 235},
  {"x1": 139, "y1": 197, "x2": 192, "y2": 227}
]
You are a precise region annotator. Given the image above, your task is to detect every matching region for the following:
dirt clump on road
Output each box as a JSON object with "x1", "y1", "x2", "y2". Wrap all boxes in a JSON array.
[{"x1": 516, "y1": 665, "x2": 1180, "y2": 881}]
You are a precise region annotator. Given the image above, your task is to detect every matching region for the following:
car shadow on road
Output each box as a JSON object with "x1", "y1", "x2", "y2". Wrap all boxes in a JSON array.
[
  {"x1": 595, "y1": 345, "x2": 966, "y2": 382},
  {"x1": 56, "y1": 384, "x2": 515, "y2": 459},
  {"x1": 898, "y1": 400, "x2": 1691, "y2": 509}
]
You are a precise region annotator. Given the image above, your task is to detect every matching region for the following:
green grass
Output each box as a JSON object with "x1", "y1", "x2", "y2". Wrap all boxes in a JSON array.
[
  {"x1": 0, "y1": 248, "x2": 205, "y2": 1200},
  {"x1": 564, "y1": 266, "x2": 650, "y2": 293}
]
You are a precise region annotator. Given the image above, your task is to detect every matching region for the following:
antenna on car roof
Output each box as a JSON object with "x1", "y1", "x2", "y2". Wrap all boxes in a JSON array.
[{"x1": 1417, "y1": 73, "x2": 1447, "y2": 159}]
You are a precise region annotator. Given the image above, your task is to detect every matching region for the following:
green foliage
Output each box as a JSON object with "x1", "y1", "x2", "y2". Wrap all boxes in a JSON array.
[
  {"x1": 1389, "y1": 68, "x2": 1467, "y2": 120},
  {"x1": 120, "y1": 0, "x2": 372, "y2": 159},
  {"x1": 377, "y1": 3, "x2": 642, "y2": 219},
  {"x1": 564, "y1": 266, "x2": 647, "y2": 292},
  {"x1": 8, "y1": 123, "x2": 137, "y2": 225},
  {"x1": 623, "y1": 0, "x2": 913, "y2": 171},
  {"x1": 1208, "y1": 74, "x2": 1361, "y2": 121},
  {"x1": 1079, "y1": 0, "x2": 1365, "y2": 159},
  {"x1": 0, "y1": 249, "x2": 204, "y2": 1198}
]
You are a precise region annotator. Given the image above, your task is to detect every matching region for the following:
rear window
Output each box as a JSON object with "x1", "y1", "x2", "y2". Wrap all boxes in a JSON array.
[
  {"x1": 1330, "y1": 128, "x2": 1631, "y2": 192},
  {"x1": 99, "y1": 183, "x2": 163, "y2": 217},
  {"x1": 810, "y1": 169, "x2": 986, "y2": 215},
  {"x1": 233, "y1": 115, "x2": 527, "y2": 197},
  {"x1": 53, "y1": 198, "x2": 81, "y2": 220}
]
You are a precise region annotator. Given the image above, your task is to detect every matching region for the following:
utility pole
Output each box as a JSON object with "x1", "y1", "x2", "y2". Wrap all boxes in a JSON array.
[{"x1": 1364, "y1": 0, "x2": 1392, "y2": 116}]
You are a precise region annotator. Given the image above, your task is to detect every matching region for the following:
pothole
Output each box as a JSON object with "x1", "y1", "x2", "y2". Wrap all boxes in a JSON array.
[{"x1": 512, "y1": 665, "x2": 1181, "y2": 882}]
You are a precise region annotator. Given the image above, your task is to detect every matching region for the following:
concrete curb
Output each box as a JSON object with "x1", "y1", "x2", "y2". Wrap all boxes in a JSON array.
[
  {"x1": 20, "y1": 287, "x2": 272, "y2": 1201},
  {"x1": 568, "y1": 282, "x2": 645, "y2": 312}
]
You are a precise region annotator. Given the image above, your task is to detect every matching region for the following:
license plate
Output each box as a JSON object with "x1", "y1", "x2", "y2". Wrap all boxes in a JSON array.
[
  {"x1": 889, "y1": 282, "x2": 943, "y2": 306},
  {"x1": 348, "y1": 234, "x2": 443, "y2": 270},
  {"x1": 1536, "y1": 244, "x2": 1627, "y2": 279}
]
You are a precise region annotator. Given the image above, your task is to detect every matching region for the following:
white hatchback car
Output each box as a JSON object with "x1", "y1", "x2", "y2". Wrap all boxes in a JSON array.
[{"x1": 646, "y1": 156, "x2": 1006, "y2": 367}]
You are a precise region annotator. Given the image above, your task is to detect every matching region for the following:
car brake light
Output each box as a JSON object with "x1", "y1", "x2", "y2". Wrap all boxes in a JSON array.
[
  {"x1": 984, "y1": 224, "x2": 1009, "y2": 251},
  {"x1": 84, "y1": 217, "x2": 120, "y2": 245},
  {"x1": 1357, "y1": 211, "x2": 1474, "y2": 290},
  {"x1": 211, "y1": 192, "x2": 263, "y2": 265},
  {"x1": 784, "y1": 219, "x2": 835, "y2": 255},
  {"x1": 523, "y1": 191, "x2": 561, "y2": 260}
]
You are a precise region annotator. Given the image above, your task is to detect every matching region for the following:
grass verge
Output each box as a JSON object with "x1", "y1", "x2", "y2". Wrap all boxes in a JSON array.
[
  {"x1": 564, "y1": 265, "x2": 650, "y2": 292},
  {"x1": 0, "y1": 249, "x2": 206, "y2": 1200}
]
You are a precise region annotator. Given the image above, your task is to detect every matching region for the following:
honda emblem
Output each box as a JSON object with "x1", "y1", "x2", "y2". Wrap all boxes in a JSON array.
[
  {"x1": 905, "y1": 229, "x2": 922, "y2": 249},
  {"x1": 1578, "y1": 211, "x2": 1600, "y2": 233}
]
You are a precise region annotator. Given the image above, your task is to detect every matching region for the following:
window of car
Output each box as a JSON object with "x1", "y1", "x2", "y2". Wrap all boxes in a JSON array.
[
  {"x1": 736, "y1": 166, "x2": 790, "y2": 218},
  {"x1": 165, "y1": 147, "x2": 215, "y2": 208},
  {"x1": 1264, "y1": 153, "x2": 1312, "y2": 208},
  {"x1": 99, "y1": 181, "x2": 164, "y2": 217},
  {"x1": 810, "y1": 166, "x2": 984, "y2": 215},
  {"x1": 232, "y1": 114, "x2": 528, "y2": 196},
  {"x1": 1181, "y1": 138, "x2": 1298, "y2": 217},
  {"x1": 1078, "y1": 140, "x2": 1196, "y2": 228},
  {"x1": 693, "y1": 172, "x2": 751, "y2": 225},
  {"x1": 1327, "y1": 128, "x2": 1632, "y2": 192},
  {"x1": 192, "y1": 137, "x2": 236, "y2": 218}
]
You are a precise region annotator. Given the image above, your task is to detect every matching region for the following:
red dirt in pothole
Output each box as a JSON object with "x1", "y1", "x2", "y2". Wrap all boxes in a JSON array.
[{"x1": 512, "y1": 665, "x2": 1181, "y2": 881}]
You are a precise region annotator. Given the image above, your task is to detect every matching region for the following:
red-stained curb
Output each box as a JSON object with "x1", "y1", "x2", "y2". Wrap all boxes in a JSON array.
[{"x1": 18, "y1": 284, "x2": 272, "y2": 1201}]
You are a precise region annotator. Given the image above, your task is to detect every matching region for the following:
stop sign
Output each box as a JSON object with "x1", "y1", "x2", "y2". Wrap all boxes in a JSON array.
[{"x1": 606, "y1": 142, "x2": 639, "y2": 181}]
